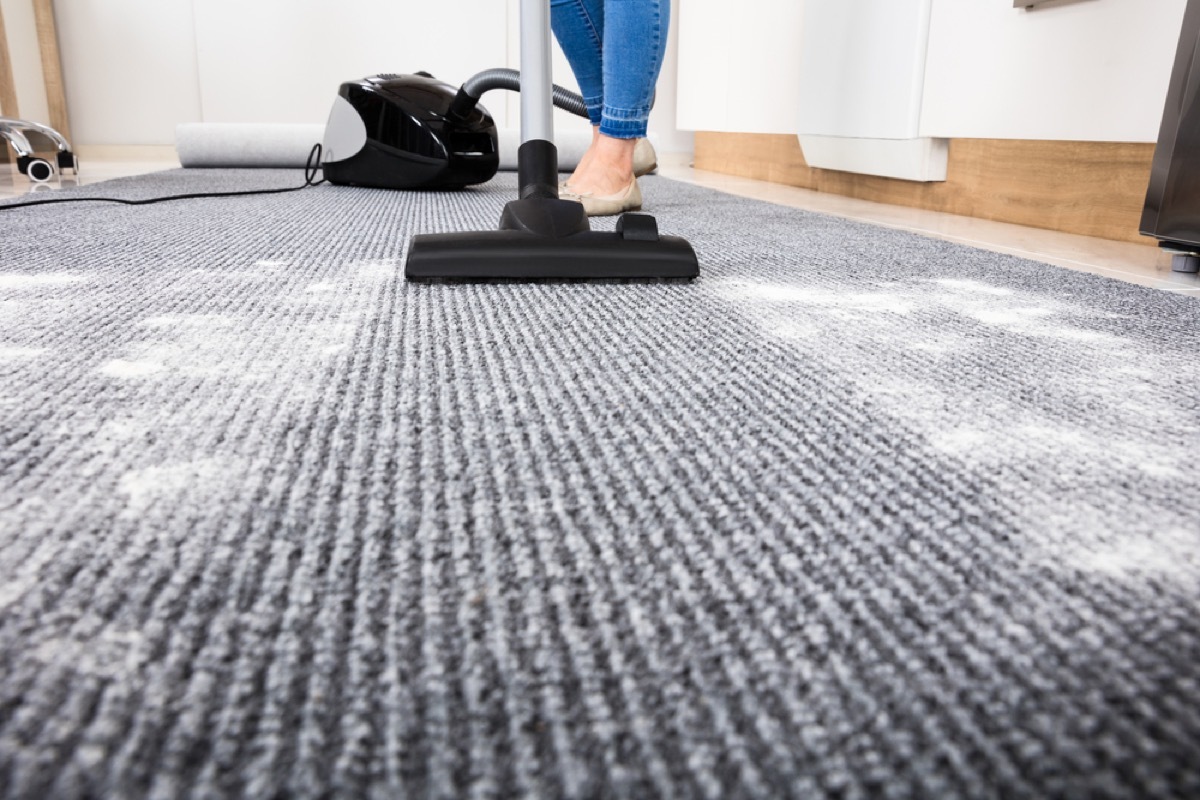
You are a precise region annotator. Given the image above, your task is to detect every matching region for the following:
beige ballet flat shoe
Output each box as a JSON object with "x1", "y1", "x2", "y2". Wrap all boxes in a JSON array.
[
  {"x1": 633, "y1": 138, "x2": 658, "y2": 177},
  {"x1": 561, "y1": 178, "x2": 642, "y2": 217},
  {"x1": 560, "y1": 138, "x2": 654, "y2": 192}
]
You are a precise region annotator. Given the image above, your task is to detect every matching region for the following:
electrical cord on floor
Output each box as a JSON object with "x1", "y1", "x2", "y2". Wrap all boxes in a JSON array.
[{"x1": 0, "y1": 144, "x2": 326, "y2": 211}]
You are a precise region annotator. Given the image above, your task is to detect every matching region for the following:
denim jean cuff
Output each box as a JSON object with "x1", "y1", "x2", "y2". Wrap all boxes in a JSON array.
[
  {"x1": 599, "y1": 107, "x2": 650, "y2": 139},
  {"x1": 582, "y1": 95, "x2": 604, "y2": 128}
]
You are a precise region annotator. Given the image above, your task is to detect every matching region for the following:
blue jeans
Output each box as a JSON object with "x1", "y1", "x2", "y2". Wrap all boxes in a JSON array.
[{"x1": 550, "y1": 0, "x2": 669, "y2": 139}]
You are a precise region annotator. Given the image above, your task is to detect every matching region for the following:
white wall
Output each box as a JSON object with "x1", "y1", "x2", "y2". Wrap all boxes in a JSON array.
[
  {"x1": 919, "y1": 0, "x2": 1186, "y2": 142},
  {"x1": 54, "y1": 0, "x2": 202, "y2": 145},
  {"x1": 676, "y1": 0, "x2": 805, "y2": 134},
  {"x1": 677, "y1": 0, "x2": 1188, "y2": 143},
  {"x1": 192, "y1": 0, "x2": 508, "y2": 125},
  {"x1": 52, "y1": 0, "x2": 691, "y2": 152},
  {"x1": 1, "y1": 0, "x2": 51, "y2": 123}
]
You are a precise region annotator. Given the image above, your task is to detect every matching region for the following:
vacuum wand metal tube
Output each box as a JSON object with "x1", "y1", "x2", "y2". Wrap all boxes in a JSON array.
[
  {"x1": 520, "y1": 0, "x2": 554, "y2": 144},
  {"x1": 518, "y1": 0, "x2": 560, "y2": 199}
]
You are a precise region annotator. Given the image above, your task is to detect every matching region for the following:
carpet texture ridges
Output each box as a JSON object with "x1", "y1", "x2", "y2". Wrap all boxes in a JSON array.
[{"x1": 1, "y1": 170, "x2": 1199, "y2": 798}]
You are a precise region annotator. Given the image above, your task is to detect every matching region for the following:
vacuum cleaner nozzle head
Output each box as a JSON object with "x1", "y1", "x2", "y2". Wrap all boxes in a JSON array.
[{"x1": 321, "y1": 73, "x2": 499, "y2": 190}]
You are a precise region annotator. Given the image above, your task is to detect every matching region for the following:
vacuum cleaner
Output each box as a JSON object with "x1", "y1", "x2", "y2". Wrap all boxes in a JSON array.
[
  {"x1": 321, "y1": 70, "x2": 591, "y2": 191},
  {"x1": 320, "y1": 72, "x2": 499, "y2": 190},
  {"x1": 322, "y1": 0, "x2": 699, "y2": 280}
]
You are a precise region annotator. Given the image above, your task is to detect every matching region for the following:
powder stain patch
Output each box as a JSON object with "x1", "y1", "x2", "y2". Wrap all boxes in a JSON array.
[
  {"x1": 0, "y1": 346, "x2": 47, "y2": 361},
  {"x1": 1070, "y1": 529, "x2": 1200, "y2": 582},
  {"x1": 0, "y1": 273, "x2": 85, "y2": 290},
  {"x1": 99, "y1": 359, "x2": 165, "y2": 378},
  {"x1": 933, "y1": 278, "x2": 1014, "y2": 295},
  {"x1": 117, "y1": 457, "x2": 241, "y2": 518}
]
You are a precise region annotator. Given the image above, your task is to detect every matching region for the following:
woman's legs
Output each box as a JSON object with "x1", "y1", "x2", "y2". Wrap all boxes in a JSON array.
[
  {"x1": 599, "y1": 0, "x2": 669, "y2": 141},
  {"x1": 572, "y1": 0, "x2": 670, "y2": 198},
  {"x1": 550, "y1": 0, "x2": 605, "y2": 129},
  {"x1": 551, "y1": 0, "x2": 606, "y2": 183},
  {"x1": 552, "y1": 0, "x2": 670, "y2": 202}
]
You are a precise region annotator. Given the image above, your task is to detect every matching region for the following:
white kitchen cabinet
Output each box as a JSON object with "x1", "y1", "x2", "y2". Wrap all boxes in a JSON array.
[{"x1": 677, "y1": 0, "x2": 1188, "y2": 180}]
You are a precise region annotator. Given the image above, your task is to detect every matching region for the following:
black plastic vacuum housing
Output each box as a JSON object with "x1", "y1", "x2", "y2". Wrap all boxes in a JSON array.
[{"x1": 322, "y1": 73, "x2": 499, "y2": 190}]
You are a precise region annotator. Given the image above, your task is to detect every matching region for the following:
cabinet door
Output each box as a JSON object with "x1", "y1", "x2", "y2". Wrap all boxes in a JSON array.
[
  {"x1": 920, "y1": 0, "x2": 1185, "y2": 142},
  {"x1": 796, "y1": 0, "x2": 933, "y2": 140}
]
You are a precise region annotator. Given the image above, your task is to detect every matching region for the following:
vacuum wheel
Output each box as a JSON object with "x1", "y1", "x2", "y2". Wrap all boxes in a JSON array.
[{"x1": 24, "y1": 158, "x2": 55, "y2": 183}]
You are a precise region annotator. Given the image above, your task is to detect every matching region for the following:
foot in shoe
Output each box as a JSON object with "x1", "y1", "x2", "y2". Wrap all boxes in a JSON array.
[
  {"x1": 562, "y1": 169, "x2": 633, "y2": 198},
  {"x1": 563, "y1": 132, "x2": 637, "y2": 196},
  {"x1": 561, "y1": 178, "x2": 642, "y2": 217},
  {"x1": 633, "y1": 138, "x2": 657, "y2": 177},
  {"x1": 568, "y1": 138, "x2": 654, "y2": 186}
]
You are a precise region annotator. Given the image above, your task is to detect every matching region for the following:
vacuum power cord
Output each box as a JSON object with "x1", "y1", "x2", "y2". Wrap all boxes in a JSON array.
[{"x1": 0, "y1": 144, "x2": 326, "y2": 212}]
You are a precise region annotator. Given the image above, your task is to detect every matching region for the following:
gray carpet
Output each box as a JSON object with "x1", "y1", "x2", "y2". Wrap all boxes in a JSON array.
[{"x1": 2, "y1": 169, "x2": 1200, "y2": 799}]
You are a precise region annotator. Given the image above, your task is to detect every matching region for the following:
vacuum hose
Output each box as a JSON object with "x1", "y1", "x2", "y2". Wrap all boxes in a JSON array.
[{"x1": 448, "y1": 68, "x2": 590, "y2": 122}]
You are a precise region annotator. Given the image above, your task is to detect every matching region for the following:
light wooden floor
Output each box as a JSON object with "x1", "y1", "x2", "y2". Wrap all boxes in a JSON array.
[
  {"x1": 655, "y1": 154, "x2": 1199, "y2": 296},
  {"x1": 4, "y1": 150, "x2": 1198, "y2": 296}
]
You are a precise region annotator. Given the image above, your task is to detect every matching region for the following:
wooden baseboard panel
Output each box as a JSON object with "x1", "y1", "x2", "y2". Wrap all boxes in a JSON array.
[{"x1": 694, "y1": 132, "x2": 1157, "y2": 245}]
